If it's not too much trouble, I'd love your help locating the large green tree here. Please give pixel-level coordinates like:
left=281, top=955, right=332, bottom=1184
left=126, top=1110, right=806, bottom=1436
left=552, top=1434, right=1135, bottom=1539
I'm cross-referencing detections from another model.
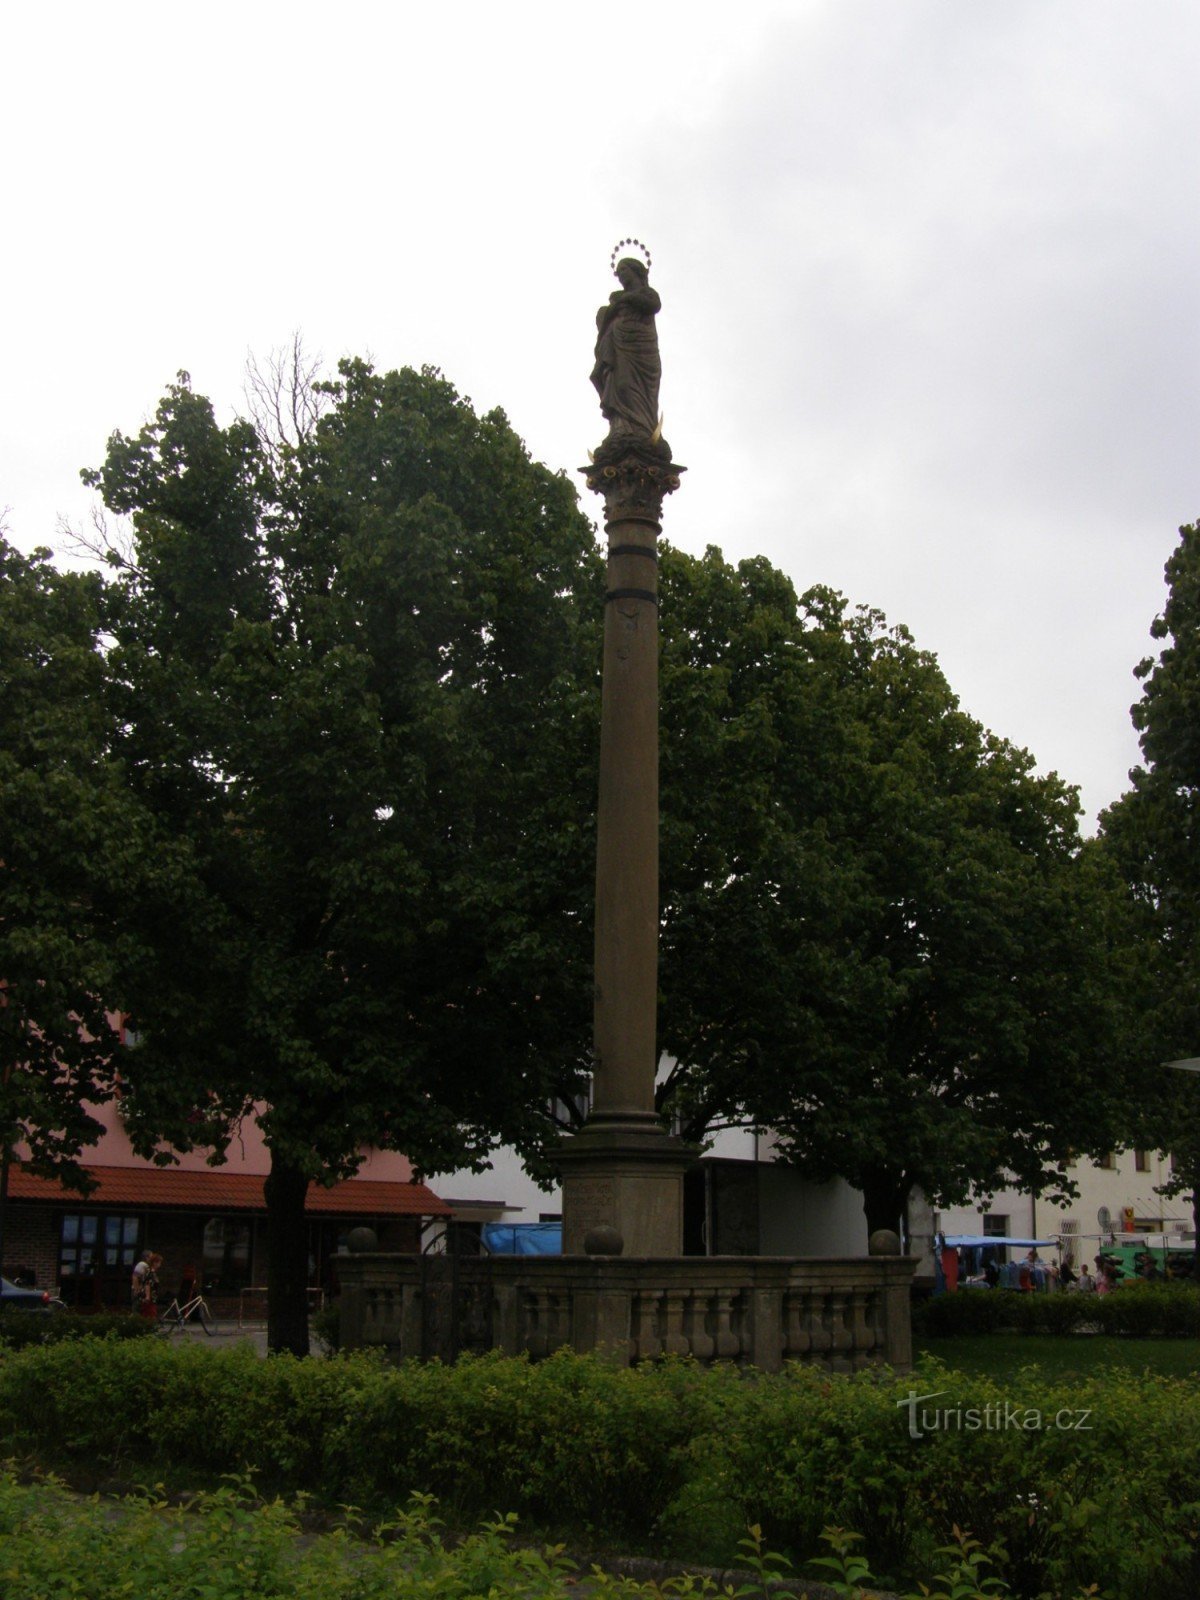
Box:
left=86, top=364, right=601, bottom=1351
left=75, top=359, right=1148, bottom=1320
left=655, top=546, right=1144, bottom=1235
left=0, top=537, right=153, bottom=1261
left=1100, top=520, right=1200, bottom=1255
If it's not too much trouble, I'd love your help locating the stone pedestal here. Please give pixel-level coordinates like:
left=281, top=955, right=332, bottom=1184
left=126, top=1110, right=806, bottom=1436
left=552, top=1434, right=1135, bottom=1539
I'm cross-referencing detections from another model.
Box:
left=559, top=1120, right=692, bottom=1256
left=560, top=450, right=689, bottom=1258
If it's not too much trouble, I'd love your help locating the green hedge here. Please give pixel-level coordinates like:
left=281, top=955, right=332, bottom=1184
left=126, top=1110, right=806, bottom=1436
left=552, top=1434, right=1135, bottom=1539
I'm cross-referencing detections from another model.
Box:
left=0, top=1471, right=1021, bottom=1600
left=2, top=1341, right=1199, bottom=1599
left=915, top=1282, right=1200, bottom=1339
left=0, top=1469, right=655, bottom=1600
left=0, top=1310, right=155, bottom=1350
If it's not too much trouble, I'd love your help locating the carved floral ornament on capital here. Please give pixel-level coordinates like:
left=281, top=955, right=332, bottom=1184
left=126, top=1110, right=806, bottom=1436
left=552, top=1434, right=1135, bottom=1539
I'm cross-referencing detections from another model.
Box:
left=584, top=456, right=684, bottom=522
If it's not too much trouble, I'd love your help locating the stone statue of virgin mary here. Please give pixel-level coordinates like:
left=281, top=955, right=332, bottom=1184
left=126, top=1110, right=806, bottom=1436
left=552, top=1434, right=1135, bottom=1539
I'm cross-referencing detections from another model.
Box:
left=590, top=255, right=671, bottom=465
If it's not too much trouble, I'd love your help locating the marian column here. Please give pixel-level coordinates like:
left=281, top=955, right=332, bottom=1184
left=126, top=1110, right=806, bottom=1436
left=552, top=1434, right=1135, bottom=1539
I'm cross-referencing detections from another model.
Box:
left=559, top=242, right=692, bottom=1257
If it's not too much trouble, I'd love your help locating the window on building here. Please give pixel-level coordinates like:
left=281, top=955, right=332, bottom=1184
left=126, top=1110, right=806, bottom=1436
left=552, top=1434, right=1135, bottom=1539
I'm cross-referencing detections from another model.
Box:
left=982, top=1213, right=1009, bottom=1264
left=59, top=1213, right=140, bottom=1308
left=1098, top=1152, right=1117, bottom=1170
left=202, top=1217, right=252, bottom=1293
left=1135, top=1150, right=1150, bottom=1173
left=549, top=1089, right=590, bottom=1128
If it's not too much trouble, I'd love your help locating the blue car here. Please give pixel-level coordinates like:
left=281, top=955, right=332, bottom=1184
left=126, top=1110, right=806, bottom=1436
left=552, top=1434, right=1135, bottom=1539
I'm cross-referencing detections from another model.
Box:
left=0, top=1276, right=62, bottom=1311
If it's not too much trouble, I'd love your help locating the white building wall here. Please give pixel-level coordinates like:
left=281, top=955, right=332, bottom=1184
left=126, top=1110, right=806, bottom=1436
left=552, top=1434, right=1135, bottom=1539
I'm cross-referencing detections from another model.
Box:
left=426, top=1109, right=762, bottom=1223
left=915, top=1149, right=1189, bottom=1271
left=425, top=1077, right=872, bottom=1254
left=758, top=1170, right=867, bottom=1255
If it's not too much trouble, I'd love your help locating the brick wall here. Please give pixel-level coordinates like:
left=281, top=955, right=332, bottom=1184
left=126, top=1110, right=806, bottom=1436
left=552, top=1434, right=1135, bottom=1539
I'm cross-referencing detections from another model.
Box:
left=2, top=1205, right=60, bottom=1292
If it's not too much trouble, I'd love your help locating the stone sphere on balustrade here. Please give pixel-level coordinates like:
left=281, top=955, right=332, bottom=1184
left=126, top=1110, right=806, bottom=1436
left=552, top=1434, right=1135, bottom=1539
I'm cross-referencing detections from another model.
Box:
left=868, top=1229, right=902, bottom=1256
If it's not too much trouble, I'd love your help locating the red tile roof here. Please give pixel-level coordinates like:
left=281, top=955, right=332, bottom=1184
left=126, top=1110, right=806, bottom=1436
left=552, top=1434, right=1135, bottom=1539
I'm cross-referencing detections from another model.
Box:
left=8, top=1164, right=450, bottom=1217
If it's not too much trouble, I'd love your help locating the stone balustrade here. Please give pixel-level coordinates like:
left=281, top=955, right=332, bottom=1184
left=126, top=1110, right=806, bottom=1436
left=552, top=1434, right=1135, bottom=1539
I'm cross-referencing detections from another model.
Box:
left=337, top=1253, right=914, bottom=1373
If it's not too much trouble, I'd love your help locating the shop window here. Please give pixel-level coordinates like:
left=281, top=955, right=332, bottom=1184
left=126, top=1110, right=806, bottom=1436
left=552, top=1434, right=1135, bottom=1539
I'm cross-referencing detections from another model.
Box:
left=202, top=1217, right=252, bottom=1292
left=59, top=1213, right=140, bottom=1307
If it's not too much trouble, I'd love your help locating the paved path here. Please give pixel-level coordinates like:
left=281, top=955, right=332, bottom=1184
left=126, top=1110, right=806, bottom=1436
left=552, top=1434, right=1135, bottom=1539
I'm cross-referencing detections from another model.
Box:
left=159, top=1321, right=271, bottom=1355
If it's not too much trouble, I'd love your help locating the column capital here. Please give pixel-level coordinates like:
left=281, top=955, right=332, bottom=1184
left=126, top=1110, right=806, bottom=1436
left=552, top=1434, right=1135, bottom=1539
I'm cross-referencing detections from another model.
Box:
left=580, top=450, right=686, bottom=527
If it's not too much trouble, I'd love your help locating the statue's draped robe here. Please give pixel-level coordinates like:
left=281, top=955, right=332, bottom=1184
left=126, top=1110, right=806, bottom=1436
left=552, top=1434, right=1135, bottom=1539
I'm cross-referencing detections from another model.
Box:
left=591, top=285, right=662, bottom=445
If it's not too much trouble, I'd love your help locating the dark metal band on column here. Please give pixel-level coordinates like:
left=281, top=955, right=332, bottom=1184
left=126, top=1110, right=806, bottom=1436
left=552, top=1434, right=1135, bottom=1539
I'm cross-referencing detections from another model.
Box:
left=605, top=588, right=659, bottom=607
left=608, top=544, right=658, bottom=561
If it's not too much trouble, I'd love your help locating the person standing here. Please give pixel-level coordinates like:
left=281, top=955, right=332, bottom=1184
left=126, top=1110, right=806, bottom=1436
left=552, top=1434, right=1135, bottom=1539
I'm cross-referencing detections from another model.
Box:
left=131, top=1251, right=162, bottom=1319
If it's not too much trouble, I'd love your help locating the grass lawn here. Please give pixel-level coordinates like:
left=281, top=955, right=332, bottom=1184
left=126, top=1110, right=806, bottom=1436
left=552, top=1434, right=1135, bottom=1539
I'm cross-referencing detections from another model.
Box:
left=915, top=1331, right=1200, bottom=1380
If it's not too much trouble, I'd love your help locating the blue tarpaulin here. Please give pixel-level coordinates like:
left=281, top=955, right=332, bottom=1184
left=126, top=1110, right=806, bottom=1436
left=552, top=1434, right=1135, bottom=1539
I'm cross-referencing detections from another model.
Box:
left=942, top=1236, right=1058, bottom=1249
left=481, top=1222, right=563, bottom=1256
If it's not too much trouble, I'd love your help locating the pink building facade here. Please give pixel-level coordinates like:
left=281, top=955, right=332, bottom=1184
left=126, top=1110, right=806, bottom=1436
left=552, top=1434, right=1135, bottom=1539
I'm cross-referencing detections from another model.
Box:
left=5, top=1094, right=448, bottom=1312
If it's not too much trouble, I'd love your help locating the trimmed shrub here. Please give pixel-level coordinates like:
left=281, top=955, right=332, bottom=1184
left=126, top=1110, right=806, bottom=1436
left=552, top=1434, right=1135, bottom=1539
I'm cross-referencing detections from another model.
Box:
left=916, top=1281, right=1200, bottom=1339
left=1094, top=1282, right=1200, bottom=1338
left=2, top=1341, right=1200, bottom=1598
left=0, top=1310, right=155, bottom=1350
left=0, top=1469, right=637, bottom=1600
left=915, top=1289, right=1030, bottom=1336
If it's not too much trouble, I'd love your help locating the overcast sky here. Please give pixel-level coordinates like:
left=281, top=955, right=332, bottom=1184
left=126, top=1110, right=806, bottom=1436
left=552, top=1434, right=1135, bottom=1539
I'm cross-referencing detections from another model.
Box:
left=4, top=2, right=1197, bottom=830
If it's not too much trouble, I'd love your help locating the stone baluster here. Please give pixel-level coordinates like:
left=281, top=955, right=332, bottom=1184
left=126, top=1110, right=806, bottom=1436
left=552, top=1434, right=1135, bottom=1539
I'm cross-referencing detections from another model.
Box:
left=712, top=1289, right=741, bottom=1361
left=844, top=1287, right=863, bottom=1369
left=869, top=1287, right=887, bottom=1356
left=634, top=1289, right=664, bottom=1359
left=523, top=1289, right=549, bottom=1359
left=662, top=1288, right=691, bottom=1357
left=828, top=1291, right=854, bottom=1373
left=783, top=1289, right=812, bottom=1360
left=397, top=1282, right=423, bottom=1359
left=849, top=1288, right=875, bottom=1371
left=546, top=1291, right=571, bottom=1353
left=809, top=1297, right=828, bottom=1366
left=689, top=1289, right=716, bottom=1361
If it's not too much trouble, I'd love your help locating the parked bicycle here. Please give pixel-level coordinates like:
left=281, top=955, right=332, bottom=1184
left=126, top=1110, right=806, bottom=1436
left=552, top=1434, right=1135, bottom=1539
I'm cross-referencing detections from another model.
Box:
left=158, top=1288, right=215, bottom=1335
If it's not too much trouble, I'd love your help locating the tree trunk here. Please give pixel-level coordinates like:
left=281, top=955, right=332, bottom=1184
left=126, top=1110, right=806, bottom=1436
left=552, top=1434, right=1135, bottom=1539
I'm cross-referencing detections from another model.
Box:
left=264, top=1157, right=311, bottom=1356
left=860, top=1171, right=909, bottom=1240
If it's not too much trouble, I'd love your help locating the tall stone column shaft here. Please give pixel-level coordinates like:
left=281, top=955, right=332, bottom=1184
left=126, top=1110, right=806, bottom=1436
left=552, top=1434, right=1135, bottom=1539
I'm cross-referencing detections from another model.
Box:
left=559, top=456, right=690, bottom=1257
left=592, top=494, right=661, bottom=1123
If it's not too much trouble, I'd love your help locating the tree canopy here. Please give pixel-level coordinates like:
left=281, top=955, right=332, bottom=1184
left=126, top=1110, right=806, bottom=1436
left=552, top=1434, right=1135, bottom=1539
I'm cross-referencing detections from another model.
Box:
left=16, top=358, right=1155, bottom=1334
left=0, top=537, right=149, bottom=1215
left=1100, top=520, right=1200, bottom=1245
left=655, top=545, right=1145, bottom=1233
left=84, top=363, right=602, bottom=1350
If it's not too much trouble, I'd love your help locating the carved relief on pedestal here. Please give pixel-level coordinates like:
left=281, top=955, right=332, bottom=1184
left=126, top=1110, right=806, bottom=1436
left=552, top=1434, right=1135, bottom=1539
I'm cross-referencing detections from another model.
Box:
left=567, top=1176, right=616, bottom=1237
